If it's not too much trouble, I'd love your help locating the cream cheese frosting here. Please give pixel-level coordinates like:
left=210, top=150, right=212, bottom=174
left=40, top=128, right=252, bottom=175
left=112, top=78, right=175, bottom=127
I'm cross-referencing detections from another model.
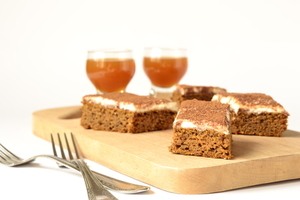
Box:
left=212, top=93, right=286, bottom=114
left=84, top=93, right=179, bottom=112
left=173, top=99, right=231, bottom=135
left=174, top=118, right=230, bottom=135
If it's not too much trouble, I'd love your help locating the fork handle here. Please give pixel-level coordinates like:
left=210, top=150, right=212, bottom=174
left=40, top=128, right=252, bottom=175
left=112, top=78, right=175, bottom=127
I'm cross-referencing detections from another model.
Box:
left=27, top=155, right=150, bottom=193
left=74, top=160, right=118, bottom=200
left=91, top=170, right=149, bottom=193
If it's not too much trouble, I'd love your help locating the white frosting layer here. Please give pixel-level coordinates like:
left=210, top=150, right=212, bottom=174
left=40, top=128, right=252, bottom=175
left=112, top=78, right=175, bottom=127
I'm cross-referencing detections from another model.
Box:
left=212, top=96, right=240, bottom=113
left=212, top=95, right=285, bottom=114
left=174, top=105, right=231, bottom=135
left=85, top=96, right=178, bottom=112
left=174, top=119, right=230, bottom=135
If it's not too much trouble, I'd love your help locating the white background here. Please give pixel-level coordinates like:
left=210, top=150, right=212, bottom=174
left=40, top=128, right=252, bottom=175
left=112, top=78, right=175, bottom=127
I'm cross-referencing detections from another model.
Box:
left=0, top=0, right=299, bottom=200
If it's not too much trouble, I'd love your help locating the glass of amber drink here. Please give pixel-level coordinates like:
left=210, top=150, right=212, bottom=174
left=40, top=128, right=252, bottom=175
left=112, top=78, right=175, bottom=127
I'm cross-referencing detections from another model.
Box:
left=143, top=47, right=188, bottom=98
left=86, top=49, right=136, bottom=93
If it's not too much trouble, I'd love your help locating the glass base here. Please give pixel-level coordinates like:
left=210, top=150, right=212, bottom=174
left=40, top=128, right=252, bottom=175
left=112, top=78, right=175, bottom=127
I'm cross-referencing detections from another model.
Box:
left=149, top=85, right=177, bottom=100
left=96, top=89, right=125, bottom=94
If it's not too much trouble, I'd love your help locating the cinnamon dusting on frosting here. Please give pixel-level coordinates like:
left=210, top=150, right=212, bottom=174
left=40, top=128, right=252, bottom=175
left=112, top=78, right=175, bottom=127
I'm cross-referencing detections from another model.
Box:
left=212, top=92, right=288, bottom=114
left=83, top=92, right=178, bottom=112
left=174, top=99, right=230, bottom=134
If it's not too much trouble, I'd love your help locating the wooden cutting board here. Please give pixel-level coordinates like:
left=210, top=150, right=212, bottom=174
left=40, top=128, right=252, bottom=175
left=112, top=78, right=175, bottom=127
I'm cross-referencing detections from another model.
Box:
left=32, top=106, right=300, bottom=194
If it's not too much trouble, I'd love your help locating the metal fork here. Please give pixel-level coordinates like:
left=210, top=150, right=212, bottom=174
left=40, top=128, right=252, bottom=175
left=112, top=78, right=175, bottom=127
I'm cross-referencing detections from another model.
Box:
left=0, top=143, right=150, bottom=193
left=51, top=133, right=118, bottom=200
left=50, top=133, right=79, bottom=168
left=0, top=143, right=73, bottom=167
left=75, top=159, right=118, bottom=200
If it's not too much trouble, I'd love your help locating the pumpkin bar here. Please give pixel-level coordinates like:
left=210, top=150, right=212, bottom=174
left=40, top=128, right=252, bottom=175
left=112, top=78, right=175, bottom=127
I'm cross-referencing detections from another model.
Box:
left=81, top=93, right=178, bottom=133
left=212, top=92, right=289, bottom=137
left=169, top=99, right=232, bottom=159
left=171, top=84, right=227, bottom=104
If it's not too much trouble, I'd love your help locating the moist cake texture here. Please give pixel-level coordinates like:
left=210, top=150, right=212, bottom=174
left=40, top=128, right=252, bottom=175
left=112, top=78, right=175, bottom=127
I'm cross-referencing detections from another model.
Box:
left=169, top=99, right=232, bottom=159
left=212, top=93, right=289, bottom=137
left=172, top=84, right=227, bottom=104
left=81, top=93, right=178, bottom=133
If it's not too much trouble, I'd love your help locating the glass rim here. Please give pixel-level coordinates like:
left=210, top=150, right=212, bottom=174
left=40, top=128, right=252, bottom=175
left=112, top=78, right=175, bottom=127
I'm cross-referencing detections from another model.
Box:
left=87, top=48, right=133, bottom=59
left=144, top=47, right=188, bottom=57
left=144, top=47, right=187, bottom=51
left=88, top=48, right=133, bottom=54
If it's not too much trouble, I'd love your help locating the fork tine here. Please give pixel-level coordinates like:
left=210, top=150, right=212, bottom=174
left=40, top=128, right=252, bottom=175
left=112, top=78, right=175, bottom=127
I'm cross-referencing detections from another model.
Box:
left=0, top=152, right=8, bottom=164
left=0, top=144, right=23, bottom=166
left=52, top=133, right=80, bottom=167
left=70, top=133, right=80, bottom=159
left=0, top=144, right=21, bottom=166
left=50, top=134, right=58, bottom=157
left=57, top=133, right=66, bottom=160
left=64, top=133, right=73, bottom=160
left=51, top=133, right=67, bottom=168
left=0, top=143, right=21, bottom=160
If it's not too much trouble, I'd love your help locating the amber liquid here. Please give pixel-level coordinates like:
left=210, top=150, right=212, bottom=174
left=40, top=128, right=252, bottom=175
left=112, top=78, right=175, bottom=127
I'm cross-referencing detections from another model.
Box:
left=143, top=57, right=188, bottom=88
left=86, top=58, right=135, bottom=93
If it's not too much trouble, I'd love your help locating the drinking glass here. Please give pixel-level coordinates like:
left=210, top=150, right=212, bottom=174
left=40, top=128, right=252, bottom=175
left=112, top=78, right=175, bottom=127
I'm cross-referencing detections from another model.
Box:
left=86, top=49, right=136, bottom=94
left=143, top=47, right=188, bottom=98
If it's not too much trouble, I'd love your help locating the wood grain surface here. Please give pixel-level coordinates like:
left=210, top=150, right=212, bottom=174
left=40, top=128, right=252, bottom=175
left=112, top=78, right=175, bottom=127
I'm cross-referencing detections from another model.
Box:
left=32, top=106, right=300, bottom=194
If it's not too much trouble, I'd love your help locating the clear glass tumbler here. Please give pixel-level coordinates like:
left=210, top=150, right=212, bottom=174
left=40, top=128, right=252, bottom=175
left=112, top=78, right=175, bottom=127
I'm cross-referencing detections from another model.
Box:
left=143, top=47, right=188, bottom=98
left=86, top=49, right=136, bottom=94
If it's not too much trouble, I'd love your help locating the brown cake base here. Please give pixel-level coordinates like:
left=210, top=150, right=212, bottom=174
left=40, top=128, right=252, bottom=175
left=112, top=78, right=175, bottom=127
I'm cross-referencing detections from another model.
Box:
left=230, top=110, right=289, bottom=137
left=81, top=101, right=176, bottom=133
left=169, top=128, right=232, bottom=159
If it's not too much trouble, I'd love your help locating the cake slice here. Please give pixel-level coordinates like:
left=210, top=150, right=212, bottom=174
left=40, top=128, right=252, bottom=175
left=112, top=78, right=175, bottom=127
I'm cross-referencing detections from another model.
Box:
left=212, top=92, right=289, bottom=137
left=171, top=84, right=227, bottom=104
left=169, top=99, right=232, bottom=159
left=81, top=93, right=178, bottom=133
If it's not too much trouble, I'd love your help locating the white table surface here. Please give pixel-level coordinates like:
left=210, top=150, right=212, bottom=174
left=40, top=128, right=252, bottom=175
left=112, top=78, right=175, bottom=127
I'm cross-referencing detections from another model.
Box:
left=1, top=0, right=300, bottom=199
